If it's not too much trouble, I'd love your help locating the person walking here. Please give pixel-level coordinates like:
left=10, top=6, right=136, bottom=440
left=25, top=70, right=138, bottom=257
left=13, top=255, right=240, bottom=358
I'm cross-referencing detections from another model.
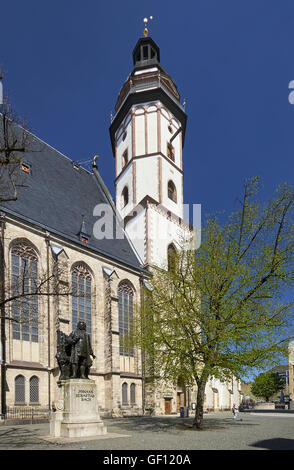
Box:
left=232, top=403, right=238, bottom=420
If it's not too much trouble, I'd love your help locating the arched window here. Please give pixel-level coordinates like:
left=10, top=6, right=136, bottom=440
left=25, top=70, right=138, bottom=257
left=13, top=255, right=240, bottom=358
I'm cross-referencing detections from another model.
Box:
left=167, top=181, right=177, bottom=203
left=29, top=376, right=39, bottom=404
left=167, top=244, right=177, bottom=272
left=15, top=375, right=25, bottom=404
left=167, top=142, right=175, bottom=161
left=118, top=282, right=134, bottom=357
left=122, top=149, right=128, bottom=168
left=122, top=186, right=129, bottom=208
left=122, top=382, right=128, bottom=405
left=11, top=242, right=39, bottom=342
left=72, top=264, right=92, bottom=336
left=130, top=383, right=136, bottom=405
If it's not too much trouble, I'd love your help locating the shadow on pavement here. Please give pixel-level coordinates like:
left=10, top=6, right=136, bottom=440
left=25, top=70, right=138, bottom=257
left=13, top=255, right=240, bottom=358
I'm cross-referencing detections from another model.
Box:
left=250, top=438, right=294, bottom=450
left=0, top=426, right=62, bottom=450
left=243, top=409, right=294, bottom=414
left=107, top=415, right=257, bottom=433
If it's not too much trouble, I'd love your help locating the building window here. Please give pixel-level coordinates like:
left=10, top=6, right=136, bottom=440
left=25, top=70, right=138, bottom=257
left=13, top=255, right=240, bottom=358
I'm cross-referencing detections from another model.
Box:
left=168, top=180, right=177, bottom=203
left=130, top=383, right=136, bottom=405
left=29, top=376, right=39, bottom=404
left=167, top=244, right=177, bottom=272
left=118, top=282, right=134, bottom=357
left=11, top=243, right=39, bottom=342
left=143, top=45, right=149, bottom=60
left=122, top=382, right=128, bottom=405
left=167, top=142, right=175, bottom=161
left=15, top=375, right=25, bottom=404
left=122, top=149, right=128, bottom=168
left=21, top=162, right=31, bottom=174
left=122, top=186, right=129, bottom=208
left=72, top=264, right=92, bottom=336
left=122, top=131, right=127, bottom=141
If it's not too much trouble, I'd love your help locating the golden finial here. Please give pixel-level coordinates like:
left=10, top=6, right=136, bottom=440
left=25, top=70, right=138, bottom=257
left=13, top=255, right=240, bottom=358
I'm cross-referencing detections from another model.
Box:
left=143, top=16, right=153, bottom=37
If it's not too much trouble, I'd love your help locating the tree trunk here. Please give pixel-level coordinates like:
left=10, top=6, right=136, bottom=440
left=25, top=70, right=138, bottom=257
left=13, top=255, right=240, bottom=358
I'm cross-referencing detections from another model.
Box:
left=193, top=378, right=207, bottom=429
left=0, top=225, right=6, bottom=418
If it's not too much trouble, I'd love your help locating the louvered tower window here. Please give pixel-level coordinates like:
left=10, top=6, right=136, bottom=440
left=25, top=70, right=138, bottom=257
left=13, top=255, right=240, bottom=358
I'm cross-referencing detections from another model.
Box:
left=167, top=180, right=177, bottom=203
left=167, top=244, right=177, bottom=272
left=122, top=186, right=129, bottom=208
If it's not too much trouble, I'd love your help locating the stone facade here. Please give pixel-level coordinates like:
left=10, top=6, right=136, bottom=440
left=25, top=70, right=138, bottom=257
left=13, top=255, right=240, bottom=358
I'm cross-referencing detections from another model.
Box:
left=0, top=213, right=144, bottom=418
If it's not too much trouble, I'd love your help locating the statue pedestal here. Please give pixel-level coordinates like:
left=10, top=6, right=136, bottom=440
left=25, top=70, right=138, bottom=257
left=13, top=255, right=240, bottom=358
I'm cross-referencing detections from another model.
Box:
left=50, top=379, right=107, bottom=438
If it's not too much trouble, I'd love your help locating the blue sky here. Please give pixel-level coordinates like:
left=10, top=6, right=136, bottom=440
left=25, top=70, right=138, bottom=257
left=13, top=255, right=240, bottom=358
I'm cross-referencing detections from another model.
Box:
left=1, top=0, right=294, bottom=380
left=2, top=0, right=294, bottom=219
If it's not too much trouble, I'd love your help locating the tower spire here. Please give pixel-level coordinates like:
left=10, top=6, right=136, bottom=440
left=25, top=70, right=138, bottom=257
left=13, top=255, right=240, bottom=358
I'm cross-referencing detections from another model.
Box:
left=143, top=16, right=153, bottom=37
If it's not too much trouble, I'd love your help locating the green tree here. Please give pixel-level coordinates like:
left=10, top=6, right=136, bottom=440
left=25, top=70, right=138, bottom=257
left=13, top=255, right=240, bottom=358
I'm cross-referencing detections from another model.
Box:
left=133, top=178, right=294, bottom=429
left=251, top=372, right=285, bottom=402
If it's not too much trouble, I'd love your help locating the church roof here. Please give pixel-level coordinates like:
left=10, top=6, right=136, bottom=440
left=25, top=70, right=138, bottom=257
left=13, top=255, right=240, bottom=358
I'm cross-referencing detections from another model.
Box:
left=0, top=126, right=146, bottom=273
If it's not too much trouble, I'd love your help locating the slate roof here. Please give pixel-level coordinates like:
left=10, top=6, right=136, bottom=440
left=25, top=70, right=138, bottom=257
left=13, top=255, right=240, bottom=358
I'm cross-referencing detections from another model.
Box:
left=0, top=127, right=146, bottom=273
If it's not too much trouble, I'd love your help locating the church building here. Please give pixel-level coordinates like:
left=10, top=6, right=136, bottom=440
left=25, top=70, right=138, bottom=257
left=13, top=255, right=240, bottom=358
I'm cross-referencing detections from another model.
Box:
left=0, top=31, right=242, bottom=419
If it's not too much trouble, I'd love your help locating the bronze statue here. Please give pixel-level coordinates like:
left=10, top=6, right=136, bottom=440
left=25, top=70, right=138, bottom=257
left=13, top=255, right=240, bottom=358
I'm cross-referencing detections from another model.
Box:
left=56, top=321, right=96, bottom=380
left=56, top=330, right=72, bottom=380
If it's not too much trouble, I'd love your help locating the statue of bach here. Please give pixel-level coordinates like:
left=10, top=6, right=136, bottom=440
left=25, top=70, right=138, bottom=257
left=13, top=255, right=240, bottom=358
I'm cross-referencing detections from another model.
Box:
left=56, top=321, right=96, bottom=380
left=68, top=321, right=96, bottom=379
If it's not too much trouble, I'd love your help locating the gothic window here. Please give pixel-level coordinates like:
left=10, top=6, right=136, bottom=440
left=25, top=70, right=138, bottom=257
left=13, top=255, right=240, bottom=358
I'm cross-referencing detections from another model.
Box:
left=122, top=186, right=129, bottom=208
left=15, top=375, right=25, bottom=404
left=11, top=242, right=39, bottom=342
left=167, top=244, right=177, bottom=272
left=29, top=376, right=39, bottom=404
left=118, top=282, right=134, bottom=357
left=167, top=142, right=175, bottom=161
left=72, top=264, right=92, bottom=336
left=130, top=383, right=136, bottom=404
left=122, top=149, right=128, bottom=168
left=122, top=382, right=128, bottom=405
left=168, top=180, right=177, bottom=203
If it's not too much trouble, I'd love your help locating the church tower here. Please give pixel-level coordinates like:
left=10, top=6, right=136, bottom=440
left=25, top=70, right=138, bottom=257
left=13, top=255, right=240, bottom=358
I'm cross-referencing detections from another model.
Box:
left=110, top=32, right=191, bottom=269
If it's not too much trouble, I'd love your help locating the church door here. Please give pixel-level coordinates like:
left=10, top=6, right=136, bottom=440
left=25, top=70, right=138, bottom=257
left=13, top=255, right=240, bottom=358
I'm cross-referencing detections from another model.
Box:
left=165, top=398, right=172, bottom=414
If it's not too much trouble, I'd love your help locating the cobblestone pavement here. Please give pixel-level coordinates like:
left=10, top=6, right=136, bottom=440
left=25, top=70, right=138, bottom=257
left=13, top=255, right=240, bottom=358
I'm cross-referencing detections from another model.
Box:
left=1, top=411, right=294, bottom=451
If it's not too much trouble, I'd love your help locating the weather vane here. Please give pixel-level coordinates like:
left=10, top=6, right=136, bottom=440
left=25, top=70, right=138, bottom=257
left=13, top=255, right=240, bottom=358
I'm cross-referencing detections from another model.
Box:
left=143, top=16, right=153, bottom=37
